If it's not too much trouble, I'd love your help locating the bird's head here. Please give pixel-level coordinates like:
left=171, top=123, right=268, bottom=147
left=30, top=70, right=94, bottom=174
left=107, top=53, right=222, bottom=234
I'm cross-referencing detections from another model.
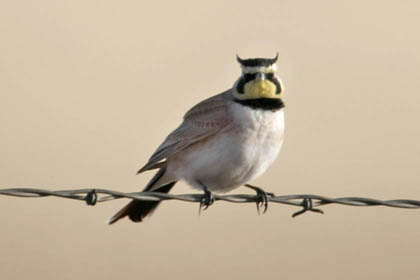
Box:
left=233, top=54, right=283, bottom=101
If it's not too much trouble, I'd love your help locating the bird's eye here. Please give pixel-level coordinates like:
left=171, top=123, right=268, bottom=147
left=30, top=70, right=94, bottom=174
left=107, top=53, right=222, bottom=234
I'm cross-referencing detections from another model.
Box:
left=266, top=73, right=274, bottom=80
left=244, top=73, right=257, bottom=81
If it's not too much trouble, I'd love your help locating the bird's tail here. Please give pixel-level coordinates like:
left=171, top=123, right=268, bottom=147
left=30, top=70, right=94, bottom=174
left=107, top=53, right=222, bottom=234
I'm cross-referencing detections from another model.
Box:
left=107, top=168, right=177, bottom=225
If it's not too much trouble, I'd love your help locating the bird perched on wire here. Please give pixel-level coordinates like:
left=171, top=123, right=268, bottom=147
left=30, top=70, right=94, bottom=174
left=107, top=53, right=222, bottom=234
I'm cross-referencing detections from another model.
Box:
left=108, top=54, right=285, bottom=224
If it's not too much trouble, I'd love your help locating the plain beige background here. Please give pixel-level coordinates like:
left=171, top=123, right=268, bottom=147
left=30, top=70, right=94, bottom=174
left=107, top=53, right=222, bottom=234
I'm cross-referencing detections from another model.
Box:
left=1, top=1, right=420, bottom=279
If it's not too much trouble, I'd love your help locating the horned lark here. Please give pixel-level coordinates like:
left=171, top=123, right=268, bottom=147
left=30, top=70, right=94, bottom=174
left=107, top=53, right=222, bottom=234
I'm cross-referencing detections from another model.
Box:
left=108, top=54, right=284, bottom=224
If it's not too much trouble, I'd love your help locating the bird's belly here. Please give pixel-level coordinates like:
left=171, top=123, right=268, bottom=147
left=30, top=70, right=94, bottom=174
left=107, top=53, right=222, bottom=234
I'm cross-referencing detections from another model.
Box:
left=172, top=108, right=284, bottom=192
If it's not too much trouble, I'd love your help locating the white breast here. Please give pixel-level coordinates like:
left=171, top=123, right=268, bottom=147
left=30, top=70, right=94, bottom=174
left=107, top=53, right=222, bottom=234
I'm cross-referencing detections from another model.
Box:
left=173, top=103, right=285, bottom=193
left=229, top=103, right=285, bottom=182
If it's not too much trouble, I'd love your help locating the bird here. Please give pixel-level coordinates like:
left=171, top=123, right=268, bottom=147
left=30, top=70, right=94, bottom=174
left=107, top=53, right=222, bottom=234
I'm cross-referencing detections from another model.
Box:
left=107, top=54, right=285, bottom=224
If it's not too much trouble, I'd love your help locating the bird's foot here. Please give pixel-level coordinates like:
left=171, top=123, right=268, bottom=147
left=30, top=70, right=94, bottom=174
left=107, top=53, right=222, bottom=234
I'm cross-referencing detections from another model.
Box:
left=292, top=198, right=324, bottom=218
left=245, top=184, right=274, bottom=215
left=199, top=188, right=215, bottom=215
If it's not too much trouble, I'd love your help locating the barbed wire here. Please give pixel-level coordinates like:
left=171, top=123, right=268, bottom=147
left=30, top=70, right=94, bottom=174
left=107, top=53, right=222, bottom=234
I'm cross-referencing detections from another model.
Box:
left=1, top=187, right=420, bottom=217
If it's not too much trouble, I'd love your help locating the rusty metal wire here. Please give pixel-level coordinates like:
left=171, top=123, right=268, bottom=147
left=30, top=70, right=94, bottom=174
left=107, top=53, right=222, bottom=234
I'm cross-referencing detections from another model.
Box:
left=1, top=187, right=420, bottom=217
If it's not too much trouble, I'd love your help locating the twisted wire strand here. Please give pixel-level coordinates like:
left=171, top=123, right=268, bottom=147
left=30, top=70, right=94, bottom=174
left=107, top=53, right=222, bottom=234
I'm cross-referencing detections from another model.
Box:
left=1, top=188, right=420, bottom=217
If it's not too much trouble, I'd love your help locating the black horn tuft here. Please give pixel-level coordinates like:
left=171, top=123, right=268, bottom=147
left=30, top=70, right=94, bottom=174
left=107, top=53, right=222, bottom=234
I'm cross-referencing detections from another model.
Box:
left=236, top=54, right=245, bottom=65
left=268, top=53, right=279, bottom=64
left=235, top=53, right=279, bottom=67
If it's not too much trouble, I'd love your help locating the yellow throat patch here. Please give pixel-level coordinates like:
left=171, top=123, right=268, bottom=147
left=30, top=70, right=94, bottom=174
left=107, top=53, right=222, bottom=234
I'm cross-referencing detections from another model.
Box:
left=237, top=80, right=280, bottom=100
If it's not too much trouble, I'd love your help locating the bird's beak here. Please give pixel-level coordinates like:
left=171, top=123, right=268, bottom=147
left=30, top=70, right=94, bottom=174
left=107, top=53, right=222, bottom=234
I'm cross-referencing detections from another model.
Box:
left=256, top=72, right=266, bottom=81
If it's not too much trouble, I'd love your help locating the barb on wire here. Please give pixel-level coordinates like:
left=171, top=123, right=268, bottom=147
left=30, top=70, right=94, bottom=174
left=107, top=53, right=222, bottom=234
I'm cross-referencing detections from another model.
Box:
left=1, top=187, right=420, bottom=217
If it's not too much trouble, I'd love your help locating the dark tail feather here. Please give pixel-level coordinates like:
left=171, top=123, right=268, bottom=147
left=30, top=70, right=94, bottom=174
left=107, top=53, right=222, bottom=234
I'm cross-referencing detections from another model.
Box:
left=107, top=168, right=176, bottom=225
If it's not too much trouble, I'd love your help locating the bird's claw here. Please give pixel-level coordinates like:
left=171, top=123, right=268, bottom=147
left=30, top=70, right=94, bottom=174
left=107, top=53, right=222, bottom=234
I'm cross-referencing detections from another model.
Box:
left=199, top=188, right=215, bottom=214
left=245, top=184, right=274, bottom=215
left=292, top=198, right=324, bottom=218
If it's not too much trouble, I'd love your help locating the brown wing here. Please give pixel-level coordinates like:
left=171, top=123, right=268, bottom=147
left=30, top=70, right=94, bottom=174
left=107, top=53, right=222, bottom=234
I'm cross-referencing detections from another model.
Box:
left=137, top=91, right=234, bottom=174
